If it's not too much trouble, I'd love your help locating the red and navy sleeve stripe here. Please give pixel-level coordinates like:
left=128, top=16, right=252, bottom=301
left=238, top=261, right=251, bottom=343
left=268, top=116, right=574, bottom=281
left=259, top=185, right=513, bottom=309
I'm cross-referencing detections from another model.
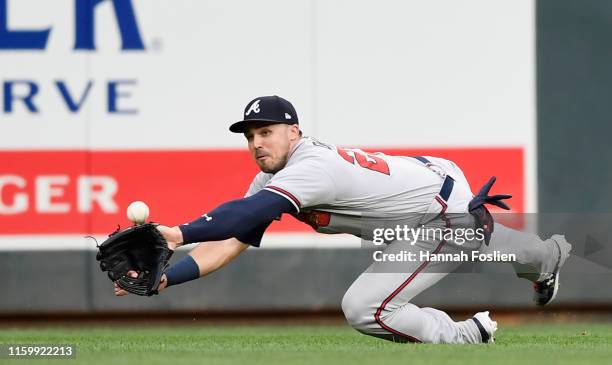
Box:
left=264, top=185, right=301, bottom=212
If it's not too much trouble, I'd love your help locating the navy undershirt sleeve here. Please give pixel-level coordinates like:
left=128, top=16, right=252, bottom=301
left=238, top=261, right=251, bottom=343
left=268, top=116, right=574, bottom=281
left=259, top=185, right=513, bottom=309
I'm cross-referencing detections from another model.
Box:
left=165, top=255, right=200, bottom=287
left=178, top=189, right=296, bottom=247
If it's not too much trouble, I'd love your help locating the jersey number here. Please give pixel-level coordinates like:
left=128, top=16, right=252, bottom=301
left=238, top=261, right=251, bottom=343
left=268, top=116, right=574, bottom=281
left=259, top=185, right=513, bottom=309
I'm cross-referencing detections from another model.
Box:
left=337, top=147, right=390, bottom=175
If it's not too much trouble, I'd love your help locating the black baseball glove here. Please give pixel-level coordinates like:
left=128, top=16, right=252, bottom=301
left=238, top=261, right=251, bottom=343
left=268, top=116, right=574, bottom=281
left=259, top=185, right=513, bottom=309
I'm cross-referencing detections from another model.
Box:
left=96, top=223, right=173, bottom=296
left=468, top=176, right=512, bottom=246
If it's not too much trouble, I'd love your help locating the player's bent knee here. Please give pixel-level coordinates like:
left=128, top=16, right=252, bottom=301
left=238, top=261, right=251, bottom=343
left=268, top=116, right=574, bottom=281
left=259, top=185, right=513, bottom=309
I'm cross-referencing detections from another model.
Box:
left=341, top=290, right=373, bottom=330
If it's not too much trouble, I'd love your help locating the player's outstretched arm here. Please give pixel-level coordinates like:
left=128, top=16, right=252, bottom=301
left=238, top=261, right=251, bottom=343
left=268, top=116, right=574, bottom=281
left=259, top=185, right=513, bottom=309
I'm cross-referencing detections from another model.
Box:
left=114, top=237, right=248, bottom=296
left=114, top=190, right=295, bottom=297
left=184, top=237, right=249, bottom=276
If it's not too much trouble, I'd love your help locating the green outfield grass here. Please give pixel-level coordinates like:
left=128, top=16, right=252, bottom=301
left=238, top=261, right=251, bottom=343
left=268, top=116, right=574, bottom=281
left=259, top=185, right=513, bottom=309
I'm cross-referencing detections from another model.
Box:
left=0, top=323, right=610, bottom=365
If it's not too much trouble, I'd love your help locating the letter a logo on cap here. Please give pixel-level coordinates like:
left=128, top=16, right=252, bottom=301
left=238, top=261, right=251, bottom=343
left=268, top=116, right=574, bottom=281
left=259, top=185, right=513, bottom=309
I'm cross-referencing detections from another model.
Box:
left=245, top=100, right=261, bottom=116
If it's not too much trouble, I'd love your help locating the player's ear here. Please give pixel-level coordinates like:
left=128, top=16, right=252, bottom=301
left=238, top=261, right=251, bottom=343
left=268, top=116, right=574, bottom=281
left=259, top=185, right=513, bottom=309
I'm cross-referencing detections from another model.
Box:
left=288, top=124, right=300, bottom=140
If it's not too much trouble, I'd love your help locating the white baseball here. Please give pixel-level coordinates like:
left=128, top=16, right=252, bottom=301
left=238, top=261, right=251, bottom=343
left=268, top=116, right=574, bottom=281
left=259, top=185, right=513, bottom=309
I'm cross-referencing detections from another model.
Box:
left=126, top=201, right=149, bottom=224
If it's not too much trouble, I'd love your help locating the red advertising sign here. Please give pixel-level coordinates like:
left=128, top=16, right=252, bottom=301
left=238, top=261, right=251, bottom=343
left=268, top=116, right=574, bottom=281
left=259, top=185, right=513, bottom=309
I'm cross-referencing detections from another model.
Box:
left=0, top=148, right=523, bottom=234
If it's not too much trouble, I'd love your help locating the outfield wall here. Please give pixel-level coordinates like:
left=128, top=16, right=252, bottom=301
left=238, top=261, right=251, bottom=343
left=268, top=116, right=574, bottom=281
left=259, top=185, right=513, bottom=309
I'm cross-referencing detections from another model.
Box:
left=2, top=249, right=608, bottom=314
left=0, top=0, right=534, bottom=239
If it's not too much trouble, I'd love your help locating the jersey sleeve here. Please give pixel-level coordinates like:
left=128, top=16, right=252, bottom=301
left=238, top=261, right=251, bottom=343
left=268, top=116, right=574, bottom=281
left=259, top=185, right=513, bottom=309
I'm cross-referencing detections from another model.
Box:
left=263, top=160, right=336, bottom=212
left=244, top=172, right=273, bottom=197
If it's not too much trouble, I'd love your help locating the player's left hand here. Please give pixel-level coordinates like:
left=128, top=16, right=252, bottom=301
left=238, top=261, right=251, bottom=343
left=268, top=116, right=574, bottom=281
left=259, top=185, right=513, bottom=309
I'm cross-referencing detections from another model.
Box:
left=114, top=271, right=169, bottom=296
left=156, top=225, right=183, bottom=250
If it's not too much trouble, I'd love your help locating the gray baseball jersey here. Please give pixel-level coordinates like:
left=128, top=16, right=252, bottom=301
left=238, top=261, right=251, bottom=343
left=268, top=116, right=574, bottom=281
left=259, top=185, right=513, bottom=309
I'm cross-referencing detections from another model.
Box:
left=245, top=136, right=461, bottom=236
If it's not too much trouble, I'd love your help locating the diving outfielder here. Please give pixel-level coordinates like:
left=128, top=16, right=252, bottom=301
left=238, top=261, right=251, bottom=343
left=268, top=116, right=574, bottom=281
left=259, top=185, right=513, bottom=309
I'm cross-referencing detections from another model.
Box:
left=115, top=96, right=572, bottom=344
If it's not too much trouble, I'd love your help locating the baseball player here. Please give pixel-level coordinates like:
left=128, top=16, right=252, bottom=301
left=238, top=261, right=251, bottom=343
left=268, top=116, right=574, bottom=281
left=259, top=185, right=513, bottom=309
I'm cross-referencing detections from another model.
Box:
left=114, top=96, right=572, bottom=344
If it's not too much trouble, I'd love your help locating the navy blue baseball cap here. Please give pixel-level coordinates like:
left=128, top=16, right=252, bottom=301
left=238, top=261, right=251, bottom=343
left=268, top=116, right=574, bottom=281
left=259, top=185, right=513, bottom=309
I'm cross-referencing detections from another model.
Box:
left=229, top=95, right=299, bottom=133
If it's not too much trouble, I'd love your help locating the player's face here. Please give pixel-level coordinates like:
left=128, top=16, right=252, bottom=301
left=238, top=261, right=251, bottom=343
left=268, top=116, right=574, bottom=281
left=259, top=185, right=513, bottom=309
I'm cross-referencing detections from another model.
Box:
left=245, top=123, right=299, bottom=173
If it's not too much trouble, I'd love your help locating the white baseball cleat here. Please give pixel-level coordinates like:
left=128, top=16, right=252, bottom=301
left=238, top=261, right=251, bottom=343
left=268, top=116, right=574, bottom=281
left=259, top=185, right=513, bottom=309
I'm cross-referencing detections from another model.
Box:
left=533, top=235, right=572, bottom=306
left=472, top=311, right=498, bottom=344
